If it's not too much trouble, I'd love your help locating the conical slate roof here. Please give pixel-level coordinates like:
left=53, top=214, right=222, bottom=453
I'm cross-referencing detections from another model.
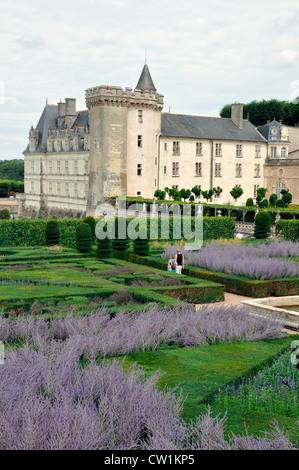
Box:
left=136, top=64, right=156, bottom=91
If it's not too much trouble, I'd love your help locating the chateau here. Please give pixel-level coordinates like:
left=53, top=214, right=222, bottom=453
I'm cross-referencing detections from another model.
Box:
left=22, top=64, right=299, bottom=217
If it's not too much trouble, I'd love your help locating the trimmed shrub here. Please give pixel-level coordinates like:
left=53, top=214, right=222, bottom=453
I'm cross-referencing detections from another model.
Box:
left=45, top=220, right=60, bottom=246
left=96, top=237, right=112, bottom=258
left=276, top=219, right=299, bottom=241
left=112, top=218, right=130, bottom=252
left=133, top=238, right=149, bottom=256
left=83, top=216, right=96, bottom=239
left=269, top=194, right=277, bottom=207
left=254, top=211, right=271, bottom=239
left=276, top=199, right=285, bottom=208
left=246, top=198, right=254, bottom=207
left=0, top=209, right=10, bottom=219
left=76, top=223, right=92, bottom=252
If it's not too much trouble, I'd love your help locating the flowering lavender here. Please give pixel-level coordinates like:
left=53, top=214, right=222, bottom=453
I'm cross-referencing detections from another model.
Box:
left=0, top=345, right=296, bottom=450
left=216, top=350, right=299, bottom=417
left=162, top=242, right=299, bottom=280
left=0, top=304, right=284, bottom=357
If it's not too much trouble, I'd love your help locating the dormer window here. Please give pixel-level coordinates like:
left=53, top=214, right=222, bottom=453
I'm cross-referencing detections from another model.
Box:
left=270, top=128, right=279, bottom=140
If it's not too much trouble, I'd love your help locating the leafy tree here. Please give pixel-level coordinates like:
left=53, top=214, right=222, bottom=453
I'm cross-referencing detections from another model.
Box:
left=191, top=186, right=201, bottom=199
left=154, top=189, right=166, bottom=200
left=230, top=187, right=243, bottom=201
left=246, top=198, right=254, bottom=207
left=201, top=189, right=214, bottom=202
left=180, top=188, right=191, bottom=201
left=213, top=186, right=223, bottom=198
left=0, top=159, right=24, bottom=181
left=219, top=99, right=299, bottom=126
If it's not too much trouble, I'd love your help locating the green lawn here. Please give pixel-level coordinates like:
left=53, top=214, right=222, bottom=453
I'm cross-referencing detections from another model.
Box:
left=110, top=336, right=299, bottom=443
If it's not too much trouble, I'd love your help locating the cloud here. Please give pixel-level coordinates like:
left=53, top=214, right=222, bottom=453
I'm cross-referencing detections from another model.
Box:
left=280, top=49, right=298, bottom=64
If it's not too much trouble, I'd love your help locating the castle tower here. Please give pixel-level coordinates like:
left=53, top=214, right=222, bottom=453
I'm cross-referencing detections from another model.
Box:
left=85, top=64, right=163, bottom=213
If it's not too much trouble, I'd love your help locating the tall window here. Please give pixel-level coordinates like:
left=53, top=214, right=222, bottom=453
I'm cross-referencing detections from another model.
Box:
left=172, top=162, right=179, bottom=176
left=57, top=182, right=61, bottom=195
left=65, top=161, right=69, bottom=174
left=215, top=163, right=221, bottom=177
left=254, top=164, right=260, bottom=177
left=137, top=164, right=142, bottom=176
left=276, top=182, right=286, bottom=199
left=236, top=163, right=242, bottom=177
left=49, top=161, right=52, bottom=173
left=163, top=166, right=167, bottom=174
left=236, top=144, right=242, bottom=157
left=85, top=161, right=88, bottom=174
left=57, top=161, right=60, bottom=174
left=255, top=145, right=261, bottom=158
left=31, top=161, right=34, bottom=173
left=254, top=184, right=259, bottom=198
left=65, top=183, right=69, bottom=196
left=281, top=147, right=287, bottom=159
left=74, top=161, right=78, bottom=174
left=195, top=162, right=202, bottom=176
left=74, top=183, right=78, bottom=198
left=138, top=110, right=143, bottom=123
left=270, top=147, right=277, bottom=159
left=164, top=143, right=167, bottom=151
left=173, top=141, right=180, bottom=156
left=31, top=181, right=34, bottom=193
left=49, top=182, right=52, bottom=194
left=215, top=143, right=222, bottom=156
left=137, top=135, right=142, bottom=148
left=196, top=142, right=203, bottom=156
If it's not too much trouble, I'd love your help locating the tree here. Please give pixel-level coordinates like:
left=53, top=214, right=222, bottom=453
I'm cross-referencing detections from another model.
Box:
left=154, top=189, right=166, bottom=200
left=191, top=186, right=201, bottom=199
left=230, top=187, right=243, bottom=201
left=201, top=189, right=214, bottom=202
left=0, top=209, right=10, bottom=219
left=246, top=198, right=254, bottom=207
left=213, top=186, right=223, bottom=198
left=180, top=188, right=191, bottom=201
left=219, top=99, right=299, bottom=126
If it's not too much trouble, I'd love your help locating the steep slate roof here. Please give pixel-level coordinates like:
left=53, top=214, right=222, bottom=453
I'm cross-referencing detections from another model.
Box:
left=23, top=106, right=89, bottom=153
left=257, top=119, right=283, bottom=141
left=161, top=113, right=267, bottom=142
left=135, top=64, right=157, bottom=91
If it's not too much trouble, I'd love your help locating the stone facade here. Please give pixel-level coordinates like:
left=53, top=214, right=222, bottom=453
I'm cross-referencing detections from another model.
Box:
left=22, top=65, right=299, bottom=217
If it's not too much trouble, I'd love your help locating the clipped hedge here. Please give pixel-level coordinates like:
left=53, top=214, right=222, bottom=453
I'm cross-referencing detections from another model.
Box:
left=76, top=223, right=92, bottom=252
left=276, top=219, right=299, bottom=241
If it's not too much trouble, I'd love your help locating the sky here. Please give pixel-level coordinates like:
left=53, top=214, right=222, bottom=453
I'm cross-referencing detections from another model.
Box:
left=0, top=0, right=298, bottom=159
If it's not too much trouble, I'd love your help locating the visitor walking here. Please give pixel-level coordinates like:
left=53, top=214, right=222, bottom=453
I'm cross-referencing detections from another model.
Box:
left=175, top=249, right=184, bottom=274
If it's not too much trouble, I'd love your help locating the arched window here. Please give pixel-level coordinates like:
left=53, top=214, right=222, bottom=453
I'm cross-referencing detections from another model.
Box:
left=281, top=147, right=287, bottom=159
left=276, top=181, right=286, bottom=199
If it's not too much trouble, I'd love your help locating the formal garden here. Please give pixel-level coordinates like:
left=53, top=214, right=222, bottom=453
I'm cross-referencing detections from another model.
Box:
left=0, top=214, right=298, bottom=450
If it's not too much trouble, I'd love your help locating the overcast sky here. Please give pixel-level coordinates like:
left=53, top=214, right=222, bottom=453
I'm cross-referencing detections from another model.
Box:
left=0, top=0, right=298, bottom=159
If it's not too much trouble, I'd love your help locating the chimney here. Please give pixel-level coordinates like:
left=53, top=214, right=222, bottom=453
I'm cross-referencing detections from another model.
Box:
left=231, top=102, right=244, bottom=129
left=57, top=101, right=66, bottom=127
left=65, top=98, right=76, bottom=128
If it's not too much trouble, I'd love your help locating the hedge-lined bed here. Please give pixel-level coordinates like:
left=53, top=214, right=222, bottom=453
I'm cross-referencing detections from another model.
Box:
left=116, top=252, right=299, bottom=298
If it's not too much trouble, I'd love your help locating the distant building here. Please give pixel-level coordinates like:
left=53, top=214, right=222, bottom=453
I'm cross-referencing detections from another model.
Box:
left=22, top=64, right=299, bottom=217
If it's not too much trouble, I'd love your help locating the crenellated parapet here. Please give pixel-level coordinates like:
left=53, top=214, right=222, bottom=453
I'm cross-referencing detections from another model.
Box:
left=85, top=85, right=164, bottom=111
